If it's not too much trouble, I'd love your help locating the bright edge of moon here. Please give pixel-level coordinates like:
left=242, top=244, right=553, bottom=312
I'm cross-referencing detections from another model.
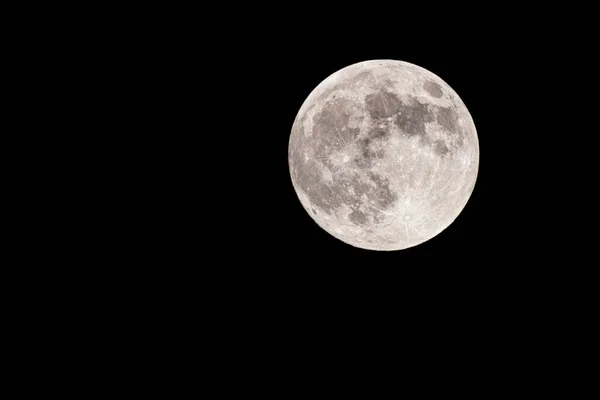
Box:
left=288, top=59, right=479, bottom=251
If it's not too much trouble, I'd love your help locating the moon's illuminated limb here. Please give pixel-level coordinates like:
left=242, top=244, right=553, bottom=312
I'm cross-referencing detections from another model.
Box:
left=288, top=60, right=479, bottom=251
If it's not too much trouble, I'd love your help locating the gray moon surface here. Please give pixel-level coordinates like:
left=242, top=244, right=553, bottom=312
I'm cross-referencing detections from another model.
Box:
left=288, top=60, right=479, bottom=251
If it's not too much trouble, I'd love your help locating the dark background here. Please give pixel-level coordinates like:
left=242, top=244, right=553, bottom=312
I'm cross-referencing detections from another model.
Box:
left=131, top=9, right=595, bottom=368
left=195, top=16, right=548, bottom=269
left=10, top=5, right=594, bottom=383
left=0, top=6, right=595, bottom=391
left=120, top=6, right=593, bottom=301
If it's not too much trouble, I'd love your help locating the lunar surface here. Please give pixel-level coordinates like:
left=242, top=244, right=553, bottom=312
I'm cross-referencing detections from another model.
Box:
left=288, top=59, right=479, bottom=251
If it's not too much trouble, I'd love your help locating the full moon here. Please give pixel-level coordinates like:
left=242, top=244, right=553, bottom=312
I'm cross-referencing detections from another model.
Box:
left=288, top=60, right=479, bottom=251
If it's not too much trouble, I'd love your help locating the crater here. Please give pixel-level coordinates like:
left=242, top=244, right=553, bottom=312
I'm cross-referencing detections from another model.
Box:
left=424, top=81, right=443, bottom=98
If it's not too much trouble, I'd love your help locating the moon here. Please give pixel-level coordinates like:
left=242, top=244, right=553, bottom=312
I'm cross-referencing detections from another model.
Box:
left=288, top=59, right=479, bottom=251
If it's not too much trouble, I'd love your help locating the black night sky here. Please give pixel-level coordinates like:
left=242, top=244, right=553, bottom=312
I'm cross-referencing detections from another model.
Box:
left=74, top=5, right=594, bottom=376
left=143, top=6, right=590, bottom=298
